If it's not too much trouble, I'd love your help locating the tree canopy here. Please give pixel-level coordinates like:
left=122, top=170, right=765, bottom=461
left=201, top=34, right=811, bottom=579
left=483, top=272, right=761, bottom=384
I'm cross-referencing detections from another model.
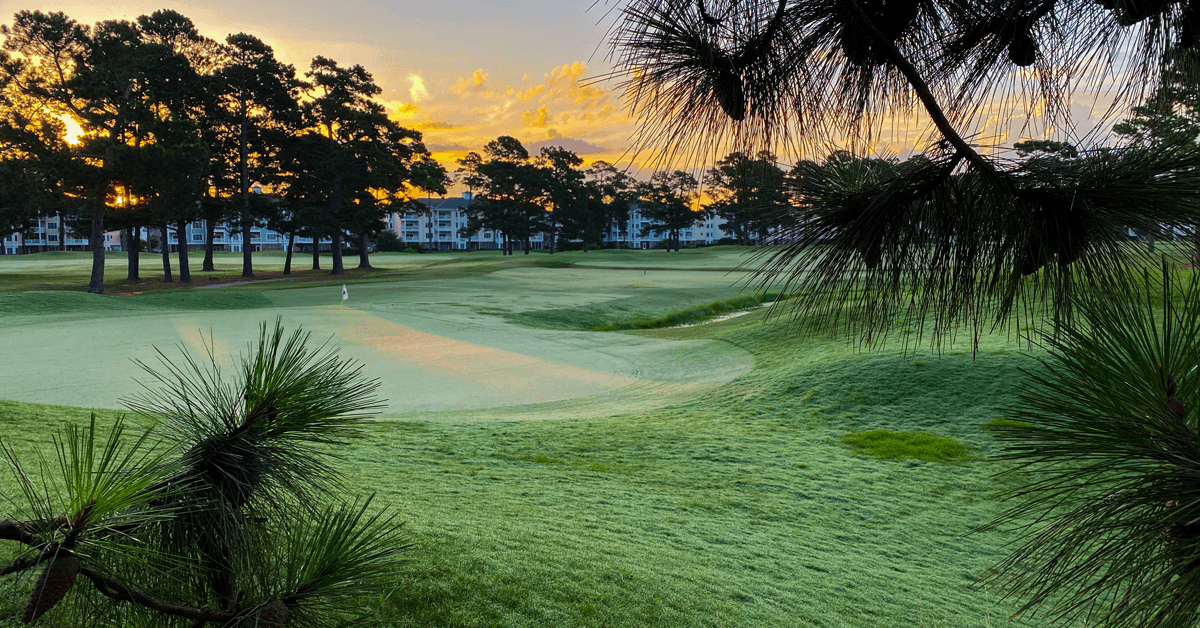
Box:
left=0, top=9, right=443, bottom=285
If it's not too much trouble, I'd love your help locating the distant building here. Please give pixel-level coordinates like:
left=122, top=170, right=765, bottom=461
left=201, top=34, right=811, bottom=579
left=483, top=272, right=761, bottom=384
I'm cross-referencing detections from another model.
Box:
left=385, top=192, right=730, bottom=251
left=2, top=191, right=734, bottom=256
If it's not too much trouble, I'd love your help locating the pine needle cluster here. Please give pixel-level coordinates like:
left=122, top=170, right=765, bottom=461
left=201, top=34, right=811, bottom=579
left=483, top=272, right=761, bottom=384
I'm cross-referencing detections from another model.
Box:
left=0, top=319, right=405, bottom=627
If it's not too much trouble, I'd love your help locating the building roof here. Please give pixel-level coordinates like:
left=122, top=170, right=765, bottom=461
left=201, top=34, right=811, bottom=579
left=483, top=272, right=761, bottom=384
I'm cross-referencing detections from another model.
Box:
left=410, top=197, right=472, bottom=212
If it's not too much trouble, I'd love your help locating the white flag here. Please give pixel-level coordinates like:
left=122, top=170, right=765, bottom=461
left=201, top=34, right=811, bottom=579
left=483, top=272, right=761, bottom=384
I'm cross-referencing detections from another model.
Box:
left=341, top=284, right=348, bottom=301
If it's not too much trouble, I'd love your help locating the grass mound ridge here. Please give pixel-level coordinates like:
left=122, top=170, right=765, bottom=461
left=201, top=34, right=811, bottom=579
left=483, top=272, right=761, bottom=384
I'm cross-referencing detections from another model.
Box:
left=591, top=293, right=786, bottom=331
left=841, top=428, right=975, bottom=464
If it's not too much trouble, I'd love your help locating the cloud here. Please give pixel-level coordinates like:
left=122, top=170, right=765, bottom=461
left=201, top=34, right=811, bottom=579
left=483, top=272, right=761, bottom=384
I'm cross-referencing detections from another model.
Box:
left=378, top=100, right=419, bottom=120
left=522, top=106, right=551, bottom=127
left=450, top=69, right=489, bottom=96
left=527, top=135, right=610, bottom=155
left=426, top=142, right=471, bottom=152
left=409, top=75, right=429, bottom=102
left=414, top=121, right=463, bottom=130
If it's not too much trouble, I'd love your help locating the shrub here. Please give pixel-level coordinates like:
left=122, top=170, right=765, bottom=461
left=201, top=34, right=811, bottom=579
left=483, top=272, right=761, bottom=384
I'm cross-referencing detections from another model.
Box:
left=376, top=231, right=405, bottom=252
left=0, top=320, right=406, bottom=626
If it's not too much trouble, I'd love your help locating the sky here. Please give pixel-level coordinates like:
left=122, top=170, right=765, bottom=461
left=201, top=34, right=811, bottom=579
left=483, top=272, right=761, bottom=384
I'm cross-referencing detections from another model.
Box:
left=0, top=1, right=1129, bottom=184
left=0, top=0, right=642, bottom=176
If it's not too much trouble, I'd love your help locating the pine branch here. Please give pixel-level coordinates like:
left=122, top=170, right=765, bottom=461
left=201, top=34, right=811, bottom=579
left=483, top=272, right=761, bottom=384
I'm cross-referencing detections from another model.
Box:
left=0, top=554, right=44, bottom=576
left=80, top=567, right=238, bottom=624
left=840, top=0, right=994, bottom=176
left=0, top=517, right=64, bottom=547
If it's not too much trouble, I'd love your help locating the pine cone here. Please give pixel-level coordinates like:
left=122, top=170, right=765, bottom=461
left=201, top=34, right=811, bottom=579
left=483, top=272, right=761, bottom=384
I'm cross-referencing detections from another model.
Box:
left=1165, top=374, right=1186, bottom=420
left=1168, top=396, right=1187, bottom=421
left=254, top=599, right=289, bottom=628
left=20, top=552, right=79, bottom=624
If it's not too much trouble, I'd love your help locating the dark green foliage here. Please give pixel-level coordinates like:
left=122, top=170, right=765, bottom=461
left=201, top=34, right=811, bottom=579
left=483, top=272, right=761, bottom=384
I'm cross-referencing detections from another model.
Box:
left=981, top=263, right=1200, bottom=627
left=704, top=150, right=789, bottom=245
left=376, top=231, right=404, bottom=252
left=637, top=170, right=702, bottom=253
left=460, top=137, right=544, bottom=255
left=290, top=56, right=445, bottom=274
left=609, top=0, right=1200, bottom=350
left=1113, top=48, right=1200, bottom=149
left=750, top=147, right=1200, bottom=345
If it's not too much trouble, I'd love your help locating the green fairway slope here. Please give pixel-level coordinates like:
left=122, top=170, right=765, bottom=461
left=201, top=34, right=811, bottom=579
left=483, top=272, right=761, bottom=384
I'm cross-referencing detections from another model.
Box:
left=0, top=247, right=1045, bottom=627
left=0, top=312, right=1038, bottom=627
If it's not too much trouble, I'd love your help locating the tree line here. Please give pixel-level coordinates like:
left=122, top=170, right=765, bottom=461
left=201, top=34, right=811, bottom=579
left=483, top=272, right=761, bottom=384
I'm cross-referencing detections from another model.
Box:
left=458, top=138, right=801, bottom=253
left=0, top=9, right=448, bottom=291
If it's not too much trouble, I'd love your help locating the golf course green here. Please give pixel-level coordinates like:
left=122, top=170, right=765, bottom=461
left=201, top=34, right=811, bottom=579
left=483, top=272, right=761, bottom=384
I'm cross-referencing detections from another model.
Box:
left=0, top=248, right=1042, bottom=627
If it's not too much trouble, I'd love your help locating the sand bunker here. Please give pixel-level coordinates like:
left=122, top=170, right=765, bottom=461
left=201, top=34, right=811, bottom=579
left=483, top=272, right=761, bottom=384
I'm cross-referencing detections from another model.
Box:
left=336, top=310, right=640, bottom=392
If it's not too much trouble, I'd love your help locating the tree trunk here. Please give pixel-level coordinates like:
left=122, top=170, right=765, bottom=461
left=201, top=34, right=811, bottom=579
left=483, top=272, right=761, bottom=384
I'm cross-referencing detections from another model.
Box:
left=87, top=191, right=106, bottom=294
left=1148, top=232, right=1156, bottom=255
left=202, top=218, right=215, bottom=271
left=125, top=229, right=139, bottom=281
left=240, top=101, right=253, bottom=278
left=357, top=232, right=371, bottom=269
left=312, top=238, right=321, bottom=270
left=1194, top=225, right=1200, bottom=268
left=160, top=225, right=173, bottom=282
left=176, top=221, right=191, bottom=282
left=57, top=214, right=65, bottom=251
left=524, top=238, right=530, bottom=255
left=330, top=231, right=345, bottom=275
left=284, top=232, right=295, bottom=275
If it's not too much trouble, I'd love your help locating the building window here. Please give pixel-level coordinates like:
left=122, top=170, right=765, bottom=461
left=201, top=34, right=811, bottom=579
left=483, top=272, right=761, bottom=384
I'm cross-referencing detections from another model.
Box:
left=192, top=234, right=203, bottom=242
left=48, top=234, right=58, bottom=242
left=47, top=222, right=57, bottom=230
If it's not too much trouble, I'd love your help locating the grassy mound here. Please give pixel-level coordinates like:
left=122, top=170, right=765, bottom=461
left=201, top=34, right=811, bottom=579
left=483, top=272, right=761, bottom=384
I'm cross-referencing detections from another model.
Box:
left=841, top=428, right=976, bottom=464
left=591, top=293, right=785, bottom=331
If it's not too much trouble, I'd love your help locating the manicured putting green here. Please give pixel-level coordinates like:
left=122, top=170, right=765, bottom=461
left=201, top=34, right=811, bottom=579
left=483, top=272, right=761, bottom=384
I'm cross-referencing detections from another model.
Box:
left=0, top=264, right=753, bottom=419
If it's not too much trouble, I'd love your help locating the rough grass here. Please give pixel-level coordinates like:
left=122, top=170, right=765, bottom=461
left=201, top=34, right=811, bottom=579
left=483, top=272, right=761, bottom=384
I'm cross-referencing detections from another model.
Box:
left=0, top=322, right=1040, bottom=628
left=841, top=429, right=976, bottom=464
left=590, top=293, right=786, bottom=331
left=0, top=246, right=1052, bottom=627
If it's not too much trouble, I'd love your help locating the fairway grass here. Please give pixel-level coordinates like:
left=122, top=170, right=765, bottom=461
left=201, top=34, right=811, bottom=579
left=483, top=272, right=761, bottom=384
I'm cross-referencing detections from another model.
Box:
left=0, top=247, right=1047, bottom=627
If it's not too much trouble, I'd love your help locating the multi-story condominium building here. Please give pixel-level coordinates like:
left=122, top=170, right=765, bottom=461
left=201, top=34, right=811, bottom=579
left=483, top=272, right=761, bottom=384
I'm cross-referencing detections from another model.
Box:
left=393, top=193, right=730, bottom=251
left=606, top=206, right=728, bottom=249
left=2, top=192, right=733, bottom=255
left=3, top=215, right=93, bottom=255
left=397, top=192, right=507, bottom=251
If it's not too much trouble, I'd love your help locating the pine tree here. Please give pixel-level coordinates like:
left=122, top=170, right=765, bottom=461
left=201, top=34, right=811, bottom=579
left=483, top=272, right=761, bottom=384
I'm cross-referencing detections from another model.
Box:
left=607, top=0, right=1200, bottom=340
